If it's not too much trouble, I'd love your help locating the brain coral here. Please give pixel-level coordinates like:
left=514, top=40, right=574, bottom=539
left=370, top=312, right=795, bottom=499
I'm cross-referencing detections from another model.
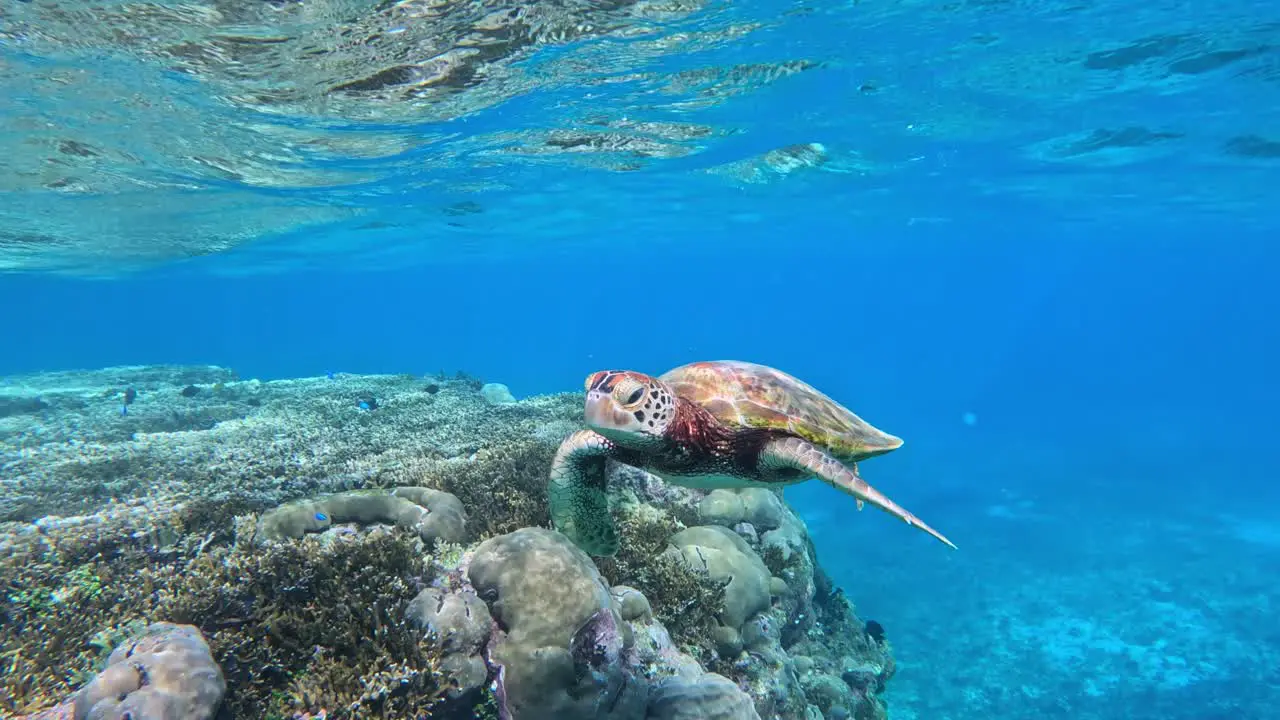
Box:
left=467, top=527, right=648, bottom=719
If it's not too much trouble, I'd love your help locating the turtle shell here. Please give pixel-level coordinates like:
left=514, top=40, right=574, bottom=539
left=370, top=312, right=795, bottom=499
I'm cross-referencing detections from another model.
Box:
left=658, top=360, right=903, bottom=461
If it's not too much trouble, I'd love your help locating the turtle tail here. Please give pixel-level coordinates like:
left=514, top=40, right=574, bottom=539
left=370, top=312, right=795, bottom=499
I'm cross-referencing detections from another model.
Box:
left=549, top=429, right=620, bottom=557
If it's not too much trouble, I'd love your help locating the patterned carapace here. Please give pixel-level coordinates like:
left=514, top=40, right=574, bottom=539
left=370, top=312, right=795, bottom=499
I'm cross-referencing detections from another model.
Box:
left=658, top=360, right=902, bottom=462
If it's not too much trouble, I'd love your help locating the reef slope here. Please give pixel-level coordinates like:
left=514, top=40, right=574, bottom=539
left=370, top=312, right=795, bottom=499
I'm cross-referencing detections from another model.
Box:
left=1, top=365, right=894, bottom=720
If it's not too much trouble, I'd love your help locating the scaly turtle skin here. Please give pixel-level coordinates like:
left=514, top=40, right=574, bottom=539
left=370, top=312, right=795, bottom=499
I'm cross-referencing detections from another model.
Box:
left=549, top=360, right=956, bottom=556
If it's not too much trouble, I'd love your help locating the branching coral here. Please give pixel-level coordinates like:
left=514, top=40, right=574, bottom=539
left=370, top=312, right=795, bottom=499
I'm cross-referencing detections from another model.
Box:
left=419, top=440, right=555, bottom=540
left=594, top=501, right=727, bottom=663
left=2, top=509, right=194, bottom=712
left=1, top=514, right=451, bottom=720
left=159, top=529, right=448, bottom=719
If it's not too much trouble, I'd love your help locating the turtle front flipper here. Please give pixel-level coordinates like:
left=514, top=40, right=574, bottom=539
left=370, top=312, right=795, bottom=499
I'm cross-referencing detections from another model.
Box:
left=549, top=429, right=620, bottom=556
left=759, top=436, right=957, bottom=550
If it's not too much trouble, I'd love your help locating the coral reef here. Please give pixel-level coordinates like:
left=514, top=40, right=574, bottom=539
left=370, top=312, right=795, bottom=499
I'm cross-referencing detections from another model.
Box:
left=414, top=525, right=764, bottom=720
left=595, top=497, right=729, bottom=659
left=22, top=622, right=226, bottom=720
left=0, top=367, right=580, bottom=523
left=1, top=365, right=900, bottom=720
left=667, top=525, right=773, bottom=638
left=605, top=480, right=896, bottom=720
left=406, top=440, right=556, bottom=541
left=1, top=510, right=448, bottom=719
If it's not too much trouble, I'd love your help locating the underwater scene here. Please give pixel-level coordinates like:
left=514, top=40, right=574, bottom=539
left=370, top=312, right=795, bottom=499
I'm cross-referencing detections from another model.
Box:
left=2, top=0, right=1278, bottom=719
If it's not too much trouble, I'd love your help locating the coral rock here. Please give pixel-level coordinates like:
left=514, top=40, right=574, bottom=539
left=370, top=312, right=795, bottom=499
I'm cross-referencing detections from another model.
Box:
left=738, top=489, right=785, bottom=531
left=407, top=587, right=493, bottom=695
left=255, top=487, right=467, bottom=544
left=468, top=527, right=646, bottom=719
left=699, top=490, right=746, bottom=527
left=611, top=585, right=653, bottom=622
left=72, top=622, right=224, bottom=720
left=666, top=525, right=772, bottom=631
left=647, top=672, right=761, bottom=720
left=481, top=383, right=517, bottom=405
left=697, top=489, right=784, bottom=531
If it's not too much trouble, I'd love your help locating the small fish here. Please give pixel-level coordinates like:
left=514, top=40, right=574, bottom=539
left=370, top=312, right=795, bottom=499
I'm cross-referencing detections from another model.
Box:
left=864, top=619, right=886, bottom=645
left=357, top=396, right=378, bottom=411
left=121, top=387, right=137, bottom=416
left=326, top=371, right=336, bottom=380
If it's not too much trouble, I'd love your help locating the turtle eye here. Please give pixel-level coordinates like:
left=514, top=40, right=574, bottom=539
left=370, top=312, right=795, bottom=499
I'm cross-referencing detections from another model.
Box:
left=613, top=379, right=645, bottom=406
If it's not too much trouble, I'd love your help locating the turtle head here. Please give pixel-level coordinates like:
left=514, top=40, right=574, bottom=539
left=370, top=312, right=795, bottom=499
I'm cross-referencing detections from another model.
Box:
left=583, top=370, right=677, bottom=448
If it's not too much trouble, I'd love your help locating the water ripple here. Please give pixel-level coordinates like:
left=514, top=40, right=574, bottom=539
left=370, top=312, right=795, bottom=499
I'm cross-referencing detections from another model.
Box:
left=2, top=0, right=1278, bottom=273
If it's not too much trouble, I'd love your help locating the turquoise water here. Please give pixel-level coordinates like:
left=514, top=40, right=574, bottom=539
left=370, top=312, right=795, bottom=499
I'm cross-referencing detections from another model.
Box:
left=3, top=0, right=1280, bottom=718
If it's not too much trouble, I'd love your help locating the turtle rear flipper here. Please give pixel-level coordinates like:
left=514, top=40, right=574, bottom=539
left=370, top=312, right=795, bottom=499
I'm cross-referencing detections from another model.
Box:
left=760, top=436, right=957, bottom=550
left=549, top=429, right=620, bottom=556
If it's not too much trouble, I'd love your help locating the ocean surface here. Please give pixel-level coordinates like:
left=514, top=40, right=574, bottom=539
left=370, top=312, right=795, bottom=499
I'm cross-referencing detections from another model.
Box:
left=3, top=0, right=1279, bottom=718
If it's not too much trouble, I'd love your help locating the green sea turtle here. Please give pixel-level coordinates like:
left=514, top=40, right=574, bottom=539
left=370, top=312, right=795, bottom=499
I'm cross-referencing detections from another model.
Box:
left=549, top=360, right=956, bottom=556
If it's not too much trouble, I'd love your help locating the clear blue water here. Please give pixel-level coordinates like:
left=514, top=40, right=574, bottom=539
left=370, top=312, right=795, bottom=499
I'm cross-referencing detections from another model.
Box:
left=3, top=0, right=1280, bottom=717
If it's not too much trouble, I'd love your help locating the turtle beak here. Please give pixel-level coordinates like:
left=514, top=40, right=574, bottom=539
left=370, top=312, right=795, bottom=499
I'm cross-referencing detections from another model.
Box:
left=585, top=390, right=637, bottom=433
left=584, top=391, right=613, bottom=430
